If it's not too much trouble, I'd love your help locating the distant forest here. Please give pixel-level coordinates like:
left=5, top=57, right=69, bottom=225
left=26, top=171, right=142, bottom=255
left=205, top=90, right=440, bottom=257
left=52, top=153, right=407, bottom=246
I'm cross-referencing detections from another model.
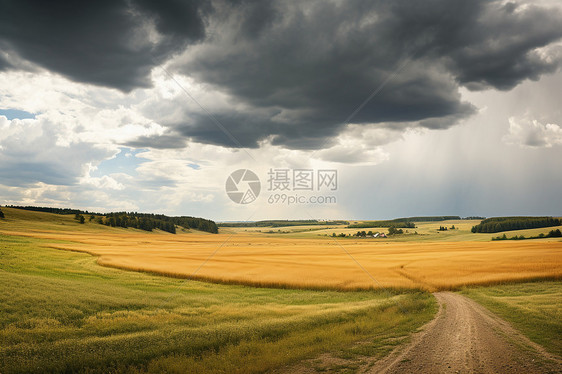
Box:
left=218, top=220, right=349, bottom=228
left=100, top=213, right=218, bottom=234
left=348, top=216, right=463, bottom=229
left=472, top=216, right=561, bottom=233
left=392, top=216, right=461, bottom=222
left=348, top=220, right=416, bottom=229
left=5, top=205, right=218, bottom=234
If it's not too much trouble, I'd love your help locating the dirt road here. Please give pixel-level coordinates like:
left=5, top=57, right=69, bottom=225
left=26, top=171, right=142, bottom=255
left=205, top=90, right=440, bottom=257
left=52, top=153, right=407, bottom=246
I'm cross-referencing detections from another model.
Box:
left=369, top=292, right=561, bottom=373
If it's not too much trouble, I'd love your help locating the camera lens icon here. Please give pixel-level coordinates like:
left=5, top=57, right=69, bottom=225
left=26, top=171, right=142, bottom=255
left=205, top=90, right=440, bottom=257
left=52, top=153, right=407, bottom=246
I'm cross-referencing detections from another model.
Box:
left=225, top=169, right=261, bottom=204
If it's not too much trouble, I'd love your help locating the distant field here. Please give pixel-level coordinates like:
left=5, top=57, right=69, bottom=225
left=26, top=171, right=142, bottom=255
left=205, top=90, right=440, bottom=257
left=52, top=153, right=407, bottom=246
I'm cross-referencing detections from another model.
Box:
left=227, top=219, right=562, bottom=242
left=461, top=282, right=562, bottom=356
left=0, top=227, right=435, bottom=373
left=1, top=208, right=560, bottom=292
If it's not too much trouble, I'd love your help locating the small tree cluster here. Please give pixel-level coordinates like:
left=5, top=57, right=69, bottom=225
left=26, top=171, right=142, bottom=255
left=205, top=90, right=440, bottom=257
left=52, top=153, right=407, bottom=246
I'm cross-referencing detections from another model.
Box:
left=331, top=232, right=347, bottom=237
left=388, top=227, right=404, bottom=235
left=549, top=229, right=562, bottom=237
left=332, top=232, right=347, bottom=238
left=74, top=213, right=85, bottom=224
left=355, top=230, right=376, bottom=237
left=0, top=207, right=4, bottom=219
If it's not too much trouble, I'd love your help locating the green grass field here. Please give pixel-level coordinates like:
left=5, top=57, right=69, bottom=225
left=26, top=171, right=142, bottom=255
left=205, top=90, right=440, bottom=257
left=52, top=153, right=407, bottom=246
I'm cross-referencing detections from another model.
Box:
left=461, top=282, right=562, bottom=356
left=0, top=232, right=436, bottom=373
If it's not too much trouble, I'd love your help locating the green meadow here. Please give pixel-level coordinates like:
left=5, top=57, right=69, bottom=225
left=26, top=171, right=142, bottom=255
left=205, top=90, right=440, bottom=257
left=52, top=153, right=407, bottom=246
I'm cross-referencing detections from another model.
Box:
left=461, top=281, right=562, bottom=356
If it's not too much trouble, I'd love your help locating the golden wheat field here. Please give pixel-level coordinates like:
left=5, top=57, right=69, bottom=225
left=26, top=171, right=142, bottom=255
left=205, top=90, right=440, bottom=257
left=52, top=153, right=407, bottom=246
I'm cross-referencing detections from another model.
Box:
left=2, top=209, right=560, bottom=292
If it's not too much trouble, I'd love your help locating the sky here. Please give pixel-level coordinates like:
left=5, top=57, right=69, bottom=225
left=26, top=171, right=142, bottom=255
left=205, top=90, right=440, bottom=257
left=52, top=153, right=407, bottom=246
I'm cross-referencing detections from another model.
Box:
left=0, top=0, right=561, bottom=221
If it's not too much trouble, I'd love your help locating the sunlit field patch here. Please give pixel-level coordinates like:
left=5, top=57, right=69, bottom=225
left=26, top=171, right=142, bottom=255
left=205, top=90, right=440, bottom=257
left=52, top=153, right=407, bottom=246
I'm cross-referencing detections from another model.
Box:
left=1, top=208, right=561, bottom=292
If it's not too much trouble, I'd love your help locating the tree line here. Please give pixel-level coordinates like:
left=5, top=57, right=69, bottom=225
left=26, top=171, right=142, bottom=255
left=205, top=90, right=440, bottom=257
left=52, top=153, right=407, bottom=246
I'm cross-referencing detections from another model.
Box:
left=100, top=213, right=177, bottom=233
left=348, top=220, right=415, bottom=229
left=218, top=220, right=349, bottom=228
left=391, top=216, right=461, bottom=222
left=98, top=212, right=218, bottom=234
left=472, top=216, right=561, bottom=233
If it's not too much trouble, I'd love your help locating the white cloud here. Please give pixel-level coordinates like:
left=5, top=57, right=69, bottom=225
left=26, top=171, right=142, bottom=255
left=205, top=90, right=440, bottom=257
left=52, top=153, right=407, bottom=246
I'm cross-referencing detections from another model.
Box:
left=504, top=116, right=562, bottom=147
left=79, top=175, right=125, bottom=191
left=0, top=114, right=115, bottom=187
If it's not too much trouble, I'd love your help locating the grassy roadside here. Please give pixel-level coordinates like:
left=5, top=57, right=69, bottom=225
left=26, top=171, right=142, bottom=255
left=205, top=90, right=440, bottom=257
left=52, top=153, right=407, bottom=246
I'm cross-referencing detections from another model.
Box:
left=460, top=281, right=562, bottom=356
left=0, top=233, right=436, bottom=373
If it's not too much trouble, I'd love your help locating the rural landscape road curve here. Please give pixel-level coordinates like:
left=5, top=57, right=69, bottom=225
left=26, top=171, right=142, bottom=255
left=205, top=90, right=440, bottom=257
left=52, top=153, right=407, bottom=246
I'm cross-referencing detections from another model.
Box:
left=369, top=292, right=562, bottom=374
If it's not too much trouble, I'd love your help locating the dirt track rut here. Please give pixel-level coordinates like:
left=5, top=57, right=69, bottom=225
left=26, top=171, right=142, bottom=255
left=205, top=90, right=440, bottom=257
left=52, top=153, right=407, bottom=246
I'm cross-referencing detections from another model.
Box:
left=369, top=292, right=561, bottom=373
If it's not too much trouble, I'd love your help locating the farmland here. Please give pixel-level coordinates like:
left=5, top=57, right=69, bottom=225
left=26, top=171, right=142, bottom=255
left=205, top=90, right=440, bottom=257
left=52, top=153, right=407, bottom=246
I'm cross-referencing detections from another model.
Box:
left=1, top=208, right=561, bottom=372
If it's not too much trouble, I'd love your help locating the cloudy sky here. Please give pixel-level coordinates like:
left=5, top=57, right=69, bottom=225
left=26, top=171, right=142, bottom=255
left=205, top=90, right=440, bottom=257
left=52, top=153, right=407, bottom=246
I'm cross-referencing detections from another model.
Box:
left=1, top=0, right=561, bottom=221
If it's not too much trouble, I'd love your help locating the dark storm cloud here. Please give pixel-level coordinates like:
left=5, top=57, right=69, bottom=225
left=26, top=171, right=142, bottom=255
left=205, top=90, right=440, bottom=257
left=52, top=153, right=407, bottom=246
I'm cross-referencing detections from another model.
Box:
left=0, top=0, right=209, bottom=91
left=414, top=1, right=562, bottom=90
left=125, top=134, right=187, bottom=149
left=164, top=0, right=562, bottom=149
left=2, top=0, right=561, bottom=150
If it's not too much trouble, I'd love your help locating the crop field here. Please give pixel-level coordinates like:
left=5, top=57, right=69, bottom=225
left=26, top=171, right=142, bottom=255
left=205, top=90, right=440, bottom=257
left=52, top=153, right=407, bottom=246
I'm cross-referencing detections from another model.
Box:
left=1, top=208, right=561, bottom=292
